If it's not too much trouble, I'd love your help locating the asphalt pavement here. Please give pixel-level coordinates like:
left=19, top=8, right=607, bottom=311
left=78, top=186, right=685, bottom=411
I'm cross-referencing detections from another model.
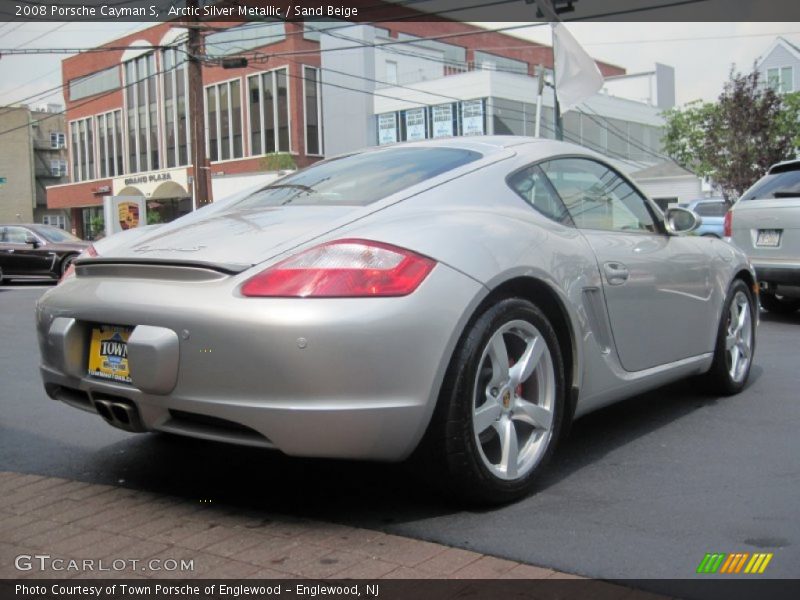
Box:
left=2, top=281, right=799, bottom=588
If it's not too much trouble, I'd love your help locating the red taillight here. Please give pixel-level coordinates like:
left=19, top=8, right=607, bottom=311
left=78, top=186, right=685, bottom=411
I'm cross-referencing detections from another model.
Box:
left=59, top=245, right=98, bottom=282
left=723, top=210, right=733, bottom=237
left=241, top=239, right=436, bottom=298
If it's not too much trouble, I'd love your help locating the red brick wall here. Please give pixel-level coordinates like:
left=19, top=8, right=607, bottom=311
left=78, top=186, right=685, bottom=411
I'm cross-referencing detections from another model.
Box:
left=48, top=180, right=112, bottom=209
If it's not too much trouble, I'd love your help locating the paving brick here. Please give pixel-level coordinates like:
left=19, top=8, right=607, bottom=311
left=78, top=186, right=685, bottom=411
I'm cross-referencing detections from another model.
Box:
left=416, top=546, right=483, bottom=575
left=0, top=514, right=40, bottom=536
left=448, top=555, right=519, bottom=578
left=24, top=523, right=90, bottom=550
left=2, top=518, right=62, bottom=544
left=289, top=549, right=365, bottom=578
left=355, top=534, right=446, bottom=567
left=500, top=563, right=557, bottom=579
left=174, top=525, right=240, bottom=551
left=331, top=556, right=399, bottom=579
left=4, top=491, right=64, bottom=516
left=379, top=566, right=435, bottom=579
left=315, top=527, right=387, bottom=552
left=203, top=528, right=271, bottom=558
left=145, top=519, right=218, bottom=546
left=48, top=529, right=123, bottom=555
left=239, top=539, right=322, bottom=571
left=244, top=567, right=299, bottom=579
left=96, top=538, right=170, bottom=562
left=0, top=474, right=50, bottom=500
left=73, top=533, right=144, bottom=558
left=7, top=477, right=72, bottom=497
left=202, top=558, right=262, bottom=579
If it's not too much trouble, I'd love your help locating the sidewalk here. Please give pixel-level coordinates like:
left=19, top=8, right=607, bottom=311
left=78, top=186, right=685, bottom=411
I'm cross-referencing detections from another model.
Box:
left=0, top=470, right=659, bottom=599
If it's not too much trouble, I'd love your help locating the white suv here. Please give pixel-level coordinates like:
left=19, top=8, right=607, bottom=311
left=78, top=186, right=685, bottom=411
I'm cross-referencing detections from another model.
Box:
left=727, top=160, right=800, bottom=314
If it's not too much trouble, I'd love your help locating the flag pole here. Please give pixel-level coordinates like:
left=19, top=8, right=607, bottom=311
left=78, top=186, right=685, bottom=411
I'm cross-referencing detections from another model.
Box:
left=552, top=25, right=564, bottom=141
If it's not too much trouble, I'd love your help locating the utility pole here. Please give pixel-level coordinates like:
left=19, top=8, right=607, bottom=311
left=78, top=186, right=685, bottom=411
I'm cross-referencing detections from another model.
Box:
left=187, top=0, right=212, bottom=207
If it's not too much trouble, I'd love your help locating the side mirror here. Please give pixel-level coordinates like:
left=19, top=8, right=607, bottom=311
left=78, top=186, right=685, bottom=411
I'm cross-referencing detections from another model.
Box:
left=664, top=207, right=700, bottom=234
left=24, top=234, right=40, bottom=248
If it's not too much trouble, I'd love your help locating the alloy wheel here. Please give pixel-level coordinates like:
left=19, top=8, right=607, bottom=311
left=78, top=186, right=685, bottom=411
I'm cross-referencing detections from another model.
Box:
left=472, top=320, right=556, bottom=481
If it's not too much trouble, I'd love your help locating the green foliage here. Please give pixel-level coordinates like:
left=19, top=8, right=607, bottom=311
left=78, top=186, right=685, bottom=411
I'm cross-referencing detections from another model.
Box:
left=88, top=215, right=105, bottom=239
left=662, top=68, right=799, bottom=201
left=146, top=210, right=163, bottom=225
left=258, top=153, right=296, bottom=172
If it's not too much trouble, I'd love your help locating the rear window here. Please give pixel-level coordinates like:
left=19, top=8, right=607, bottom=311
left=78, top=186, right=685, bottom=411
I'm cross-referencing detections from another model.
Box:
left=693, top=201, right=728, bottom=217
left=233, top=147, right=482, bottom=209
left=741, top=169, right=800, bottom=201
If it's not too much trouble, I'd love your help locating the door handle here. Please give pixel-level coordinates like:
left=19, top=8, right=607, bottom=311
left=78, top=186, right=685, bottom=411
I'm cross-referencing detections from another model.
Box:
left=603, top=262, right=629, bottom=286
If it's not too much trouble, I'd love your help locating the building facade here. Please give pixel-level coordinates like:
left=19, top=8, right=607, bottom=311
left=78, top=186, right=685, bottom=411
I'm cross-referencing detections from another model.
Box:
left=757, top=36, right=800, bottom=95
left=48, top=13, right=674, bottom=238
left=0, top=105, right=69, bottom=226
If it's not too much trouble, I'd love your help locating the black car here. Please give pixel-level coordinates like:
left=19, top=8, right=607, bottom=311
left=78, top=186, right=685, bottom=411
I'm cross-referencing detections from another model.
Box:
left=0, top=224, right=89, bottom=283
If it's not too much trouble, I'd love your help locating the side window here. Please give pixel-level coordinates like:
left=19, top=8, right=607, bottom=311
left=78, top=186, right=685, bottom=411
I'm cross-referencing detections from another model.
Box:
left=507, top=164, right=572, bottom=225
left=541, top=158, right=657, bottom=233
left=5, top=227, right=30, bottom=244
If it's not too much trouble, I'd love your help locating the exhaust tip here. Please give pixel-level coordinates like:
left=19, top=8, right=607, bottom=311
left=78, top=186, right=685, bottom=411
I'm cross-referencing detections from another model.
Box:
left=91, top=395, right=146, bottom=433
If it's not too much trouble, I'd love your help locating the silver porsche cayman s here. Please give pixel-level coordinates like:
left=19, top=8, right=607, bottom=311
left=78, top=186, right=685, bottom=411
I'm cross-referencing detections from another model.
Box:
left=36, top=137, right=757, bottom=503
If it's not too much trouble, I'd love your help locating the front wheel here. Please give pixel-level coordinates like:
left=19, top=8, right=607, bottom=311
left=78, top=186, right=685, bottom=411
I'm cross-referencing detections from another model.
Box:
left=427, top=298, right=565, bottom=505
left=703, top=279, right=756, bottom=395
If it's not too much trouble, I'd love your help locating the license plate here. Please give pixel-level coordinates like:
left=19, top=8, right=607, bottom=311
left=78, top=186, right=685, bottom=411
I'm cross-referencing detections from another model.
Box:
left=88, top=325, right=133, bottom=384
left=756, top=229, right=781, bottom=247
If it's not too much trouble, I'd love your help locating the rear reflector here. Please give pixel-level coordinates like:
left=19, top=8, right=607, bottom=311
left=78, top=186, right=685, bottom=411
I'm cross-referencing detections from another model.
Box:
left=723, top=210, right=733, bottom=237
left=241, top=239, right=436, bottom=298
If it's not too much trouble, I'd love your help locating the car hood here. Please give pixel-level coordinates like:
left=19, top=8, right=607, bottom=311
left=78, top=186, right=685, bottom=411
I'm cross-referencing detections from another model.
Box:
left=94, top=205, right=364, bottom=268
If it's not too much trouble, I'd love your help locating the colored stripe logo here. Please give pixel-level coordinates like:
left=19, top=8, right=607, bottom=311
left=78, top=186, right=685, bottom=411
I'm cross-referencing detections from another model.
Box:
left=696, top=552, right=773, bottom=574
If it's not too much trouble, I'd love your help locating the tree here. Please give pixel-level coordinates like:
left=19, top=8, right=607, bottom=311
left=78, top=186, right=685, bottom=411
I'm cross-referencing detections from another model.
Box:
left=662, top=68, right=799, bottom=202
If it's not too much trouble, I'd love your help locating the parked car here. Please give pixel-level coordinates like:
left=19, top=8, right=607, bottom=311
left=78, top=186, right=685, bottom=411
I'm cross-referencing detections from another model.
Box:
left=36, top=137, right=757, bottom=504
left=727, top=159, right=800, bottom=314
left=0, top=224, right=89, bottom=283
left=678, top=198, right=728, bottom=238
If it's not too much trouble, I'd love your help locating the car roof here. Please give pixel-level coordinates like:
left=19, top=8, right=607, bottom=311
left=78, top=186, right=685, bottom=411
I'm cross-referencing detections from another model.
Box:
left=355, top=136, right=598, bottom=161
left=768, top=159, right=800, bottom=175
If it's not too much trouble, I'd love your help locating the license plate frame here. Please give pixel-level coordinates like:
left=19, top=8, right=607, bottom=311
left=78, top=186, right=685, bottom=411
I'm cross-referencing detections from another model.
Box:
left=756, top=229, right=782, bottom=247
left=88, top=325, right=133, bottom=384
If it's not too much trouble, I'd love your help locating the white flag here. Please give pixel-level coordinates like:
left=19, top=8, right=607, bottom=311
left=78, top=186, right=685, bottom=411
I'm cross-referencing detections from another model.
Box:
left=552, top=22, right=604, bottom=113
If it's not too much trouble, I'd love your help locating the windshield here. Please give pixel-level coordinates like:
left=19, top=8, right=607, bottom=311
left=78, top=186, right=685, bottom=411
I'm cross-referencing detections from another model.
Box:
left=741, top=169, right=800, bottom=200
left=233, top=147, right=482, bottom=209
left=35, top=226, right=82, bottom=243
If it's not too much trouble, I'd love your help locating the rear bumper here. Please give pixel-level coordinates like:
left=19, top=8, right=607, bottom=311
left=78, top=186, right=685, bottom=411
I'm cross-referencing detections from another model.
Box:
left=753, top=263, right=800, bottom=286
left=35, top=264, right=484, bottom=461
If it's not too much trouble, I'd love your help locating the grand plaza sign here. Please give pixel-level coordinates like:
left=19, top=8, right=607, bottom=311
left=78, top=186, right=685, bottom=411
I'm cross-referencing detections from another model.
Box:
left=112, top=167, right=190, bottom=199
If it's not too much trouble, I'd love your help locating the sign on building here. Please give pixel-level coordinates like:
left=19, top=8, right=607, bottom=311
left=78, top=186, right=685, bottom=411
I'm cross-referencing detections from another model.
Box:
left=405, top=108, right=427, bottom=141
left=461, top=100, right=485, bottom=136
left=432, top=104, right=454, bottom=138
left=378, top=113, right=398, bottom=145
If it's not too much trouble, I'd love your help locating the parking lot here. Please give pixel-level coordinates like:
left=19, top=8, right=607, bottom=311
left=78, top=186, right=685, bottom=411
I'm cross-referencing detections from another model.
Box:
left=1, top=280, right=799, bottom=587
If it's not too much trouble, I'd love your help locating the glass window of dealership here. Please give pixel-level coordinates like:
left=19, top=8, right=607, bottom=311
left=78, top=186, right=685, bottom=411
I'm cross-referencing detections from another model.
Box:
left=66, top=31, right=323, bottom=233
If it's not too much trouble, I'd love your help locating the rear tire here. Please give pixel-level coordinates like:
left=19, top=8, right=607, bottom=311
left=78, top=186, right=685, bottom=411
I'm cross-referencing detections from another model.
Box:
left=424, top=298, right=566, bottom=506
left=703, top=279, right=756, bottom=395
left=759, top=291, right=800, bottom=315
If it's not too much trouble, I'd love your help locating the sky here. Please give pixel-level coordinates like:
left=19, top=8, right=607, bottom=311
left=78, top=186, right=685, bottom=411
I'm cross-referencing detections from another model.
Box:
left=0, top=21, right=798, bottom=110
